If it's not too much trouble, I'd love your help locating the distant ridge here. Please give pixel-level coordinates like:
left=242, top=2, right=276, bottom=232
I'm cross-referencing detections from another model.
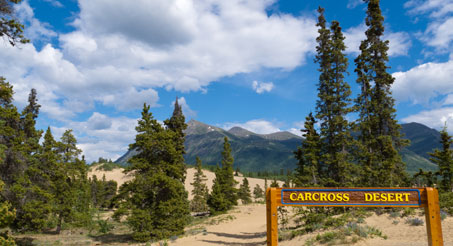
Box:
left=115, top=120, right=441, bottom=174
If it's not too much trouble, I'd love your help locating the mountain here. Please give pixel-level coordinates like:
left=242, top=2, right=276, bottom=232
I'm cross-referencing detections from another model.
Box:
left=115, top=120, right=442, bottom=174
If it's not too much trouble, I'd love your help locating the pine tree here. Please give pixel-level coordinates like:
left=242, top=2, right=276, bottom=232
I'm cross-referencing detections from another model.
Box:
left=354, top=0, right=409, bottom=187
left=0, top=179, right=15, bottom=245
left=253, top=184, right=264, bottom=200
left=163, top=97, right=187, bottom=183
left=208, top=137, right=238, bottom=213
left=428, top=125, right=453, bottom=192
left=314, top=7, right=354, bottom=186
left=294, top=113, right=322, bottom=187
left=238, top=178, right=252, bottom=204
left=190, top=157, right=209, bottom=212
left=120, top=103, right=189, bottom=241
left=270, top=178, right=279, bottom=188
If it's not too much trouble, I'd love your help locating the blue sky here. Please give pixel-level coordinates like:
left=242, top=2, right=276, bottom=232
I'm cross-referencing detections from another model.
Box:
left=2, top=0, right=453, bottom=162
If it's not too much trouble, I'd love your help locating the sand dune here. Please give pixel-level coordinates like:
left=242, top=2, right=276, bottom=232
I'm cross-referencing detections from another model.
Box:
left=89, top=166, right=283, bottom=200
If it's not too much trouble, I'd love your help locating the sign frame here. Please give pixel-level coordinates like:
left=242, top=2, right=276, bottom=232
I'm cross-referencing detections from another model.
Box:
left=266, top=187, right=443, bottom=246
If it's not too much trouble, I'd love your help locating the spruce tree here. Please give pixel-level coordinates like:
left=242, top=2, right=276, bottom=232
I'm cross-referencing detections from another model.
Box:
left=253, top=184, right=264, bottom=200
left=294, top=113, right=321, bottom=187
left=190, top=157, right=209, bottom=212
left=314, top=7, right=354, bottom=186
left=0, top=179, right=15, bottom=245
left=354, top=0, right=409, bottom=187
left=238, top=177, right=252, bottom=205
left=120, top=103, right=189, bottom=241
left=428, top=126, right=453, bottom=192
left=208, top=137, right=238, bottom=213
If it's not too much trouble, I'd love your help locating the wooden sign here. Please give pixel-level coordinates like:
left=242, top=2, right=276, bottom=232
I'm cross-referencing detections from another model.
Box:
left=266, top=187, right=443, bottom=246
left=281, top=188, right=421, bottom=206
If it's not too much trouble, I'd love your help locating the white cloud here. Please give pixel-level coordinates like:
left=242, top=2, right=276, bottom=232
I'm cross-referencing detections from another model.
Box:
left=347, top=0, right=364, bottom=9
left=171, top=97, right=197, bottom=118
left=443, top=94, right=453, bottom=105
left=392, top=60, right=453, bottom=104
left=406, top=0, right=453, bottom=52
left=4, top=0, right=319, bottom=123
left=65, top=113, right=139, bottom=162
left=344, top=24, right=411, bottom=57
left=14, top=1, right=57, bottom=41
left=43, top=0, right=63, bottom=8
left=402, top=107, right=453, bottom=133
left=222, top=119, right=281, bottom=134
left=405, top=0, right=453, bottom=19
left=252, top=80, right=274, bottom=94
left=288, top=128, right=303, bottom=137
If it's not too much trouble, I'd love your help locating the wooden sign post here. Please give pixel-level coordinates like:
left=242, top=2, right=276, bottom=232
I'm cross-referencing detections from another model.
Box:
left=266, top=187, right=443, bottom=246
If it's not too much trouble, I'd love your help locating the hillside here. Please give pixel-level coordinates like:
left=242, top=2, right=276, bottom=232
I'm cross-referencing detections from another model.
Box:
left=115, top=120, right=442, bottom=174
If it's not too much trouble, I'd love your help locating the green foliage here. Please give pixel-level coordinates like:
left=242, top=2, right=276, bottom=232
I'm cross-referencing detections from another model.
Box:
left=313, top=7, right=355, bottom=187
left=0, top=180, right=15, bottom=245
left=253, top=184, right=264, bottom=200
left=294, top=113, right=321, bottom=187
left=208, top=137, right=238, bottom=214
left=118, top=102, right=190, bottom=242
left=439, top=192, right=453, bottom=215
left=238, top=178, right=252, bottom=205
left=0, top=0, right=29, bottom=46
left=428, top=125, right=453, bottom=192
left=190, top=157, right=209, bottom=212
left=90, top=175, right=117, bottom=209
left=353, top=0, right=409, bottom=187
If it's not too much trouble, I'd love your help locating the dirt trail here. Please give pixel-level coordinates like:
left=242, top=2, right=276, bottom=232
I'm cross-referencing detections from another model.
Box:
left=173, top=204, right=268, bottom=246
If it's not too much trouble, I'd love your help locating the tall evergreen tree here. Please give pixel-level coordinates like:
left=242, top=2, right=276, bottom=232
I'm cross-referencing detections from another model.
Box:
left=163, top=97, right=187, bottom=183
left=208, top=137, right=238, bottom=214
left=0, top=0, right=29, bottom=46
left=354, top=0, right=409, bottom=187
left=428, top=125, right=453, bottom=192
left=238, top=177, right=252, bottom=205
left=314, top=7, right=354, bottom=186
left=294, top=113, right=321, bottom=187
left=119, top=103, right=189, bottom=241
left=190, top=157, right=209, bottom=212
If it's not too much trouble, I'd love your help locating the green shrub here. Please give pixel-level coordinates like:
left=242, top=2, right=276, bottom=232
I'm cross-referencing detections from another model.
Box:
left=97, top=219, right=114, bottom=234
left=439, top=192, right=453, bottom=215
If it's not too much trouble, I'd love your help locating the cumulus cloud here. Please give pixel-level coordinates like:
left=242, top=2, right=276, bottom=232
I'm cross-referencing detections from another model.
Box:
left=14, top=1, right=57, bottom=41
left=252, top=80, right=274, bottom=94
left=402, top=107, right=453, bottom=133
left=222, top=119, right=282, bottom=134
left=65, top=113, right=139, bottom=162
left=5, top=0, right=318, bottom=121
left=406, top=0, right=453, bottom=52
left=344, top=24, right=412, bottom=57
left=392, top=60, right=453, bottom=104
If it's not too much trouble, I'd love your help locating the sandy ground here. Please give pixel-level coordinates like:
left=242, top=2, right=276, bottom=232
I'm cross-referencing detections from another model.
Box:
left=89, top=166, right=283, bottom=200
left=86, top=167, right=453, bottom=246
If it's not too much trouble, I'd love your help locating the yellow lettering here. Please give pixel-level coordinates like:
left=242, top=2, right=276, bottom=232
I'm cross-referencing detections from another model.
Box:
left=403, top=193, right=410, bottom=202
left=312, top=193, right=319, bottom=201
left=335, top=193, right=343, bottom=202
left=365, top=193, right=372, bottom=201
left=381, top=193, right=387, bottom=202
left=298, top=193, right=304, bottom=201
left=320, top=193, right=327, bottom=201
left=327, top=193, right=335, bottom=201
left=388, top=193, right=395, bottom=202
left=305, top=193, right=312, bottom=201
left=343, top=193, right=349, bottom=201
left=395, top=193, right=403, bottom=202
left=290, top=193, right=297, bottom=201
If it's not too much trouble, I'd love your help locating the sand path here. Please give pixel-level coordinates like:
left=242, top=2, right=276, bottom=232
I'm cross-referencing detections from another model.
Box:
left=173, top=204, right=268, bottom=246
